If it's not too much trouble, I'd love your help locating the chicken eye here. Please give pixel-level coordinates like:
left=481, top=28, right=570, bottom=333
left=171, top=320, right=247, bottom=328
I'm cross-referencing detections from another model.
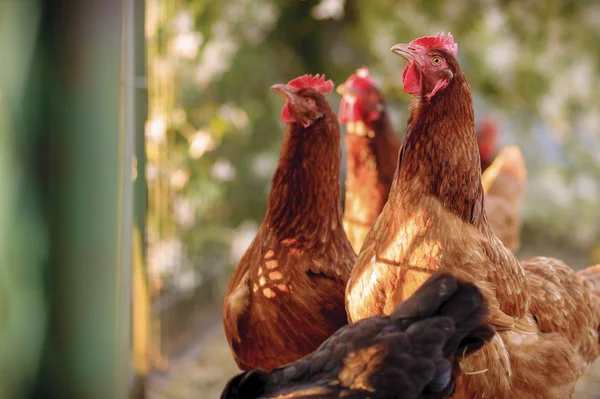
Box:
left=304, top=98, right=312, bottom=104
left=431, top=56, right=442, bottom=66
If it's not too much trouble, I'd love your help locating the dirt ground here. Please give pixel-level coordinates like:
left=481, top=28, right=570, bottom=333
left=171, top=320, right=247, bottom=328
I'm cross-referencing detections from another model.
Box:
left=148, top=242, right=600, bottom=399
left=148, top=322, right=600, bottom=399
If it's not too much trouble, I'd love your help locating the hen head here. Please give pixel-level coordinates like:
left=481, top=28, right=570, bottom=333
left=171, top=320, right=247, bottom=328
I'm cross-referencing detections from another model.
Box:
left=337, top=66, right=384, bottom=123
left=391, top=32, right=459, bottom=101
left=271, top=74, right=334, bottom=128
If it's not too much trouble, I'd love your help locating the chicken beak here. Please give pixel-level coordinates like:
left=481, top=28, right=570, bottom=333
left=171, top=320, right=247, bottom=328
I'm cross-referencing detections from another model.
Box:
left=390, top=43, right=415, bottom=63
left=270, top=84, right=293, bottom=102
left=336, top=82, right=348, bottom=96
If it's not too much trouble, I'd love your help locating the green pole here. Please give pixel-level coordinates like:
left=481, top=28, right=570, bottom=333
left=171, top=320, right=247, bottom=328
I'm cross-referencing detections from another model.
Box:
left=26, top=1, right=133, bottom=397
left=0, top=2, right=47, bottom=398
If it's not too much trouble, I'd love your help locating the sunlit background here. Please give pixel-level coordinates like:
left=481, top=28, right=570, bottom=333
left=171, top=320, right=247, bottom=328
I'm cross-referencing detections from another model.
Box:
left=1, top=0, right=599, bottom=398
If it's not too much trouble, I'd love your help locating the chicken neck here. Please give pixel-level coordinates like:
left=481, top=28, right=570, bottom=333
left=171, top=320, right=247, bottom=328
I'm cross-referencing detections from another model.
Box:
left=392, top=74, right=485, bottom=226
left=343, top=116, right=395, bottom=224
left=265, top=111, right=345, bottom=248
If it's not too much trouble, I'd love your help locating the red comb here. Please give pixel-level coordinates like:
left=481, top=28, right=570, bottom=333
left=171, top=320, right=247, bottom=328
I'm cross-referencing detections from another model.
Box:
left=356, top=66, right=371, bottom=80
left=410, top=32, right=458, bottom=57
left=347, top=66, right=376, bottom=88
left=287, top=74, right=334, bottom=93
left=480, top=118, right=497, bottom=135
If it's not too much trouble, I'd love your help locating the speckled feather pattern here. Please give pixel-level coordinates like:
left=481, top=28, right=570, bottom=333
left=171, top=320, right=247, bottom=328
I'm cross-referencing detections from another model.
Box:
left=223, top=94, right=356, bottom=371
left=343, top=115, right=401, bottom=254
left=345, top=53, right=600, bottom=398
left=220, top=273, right=495, bottom=399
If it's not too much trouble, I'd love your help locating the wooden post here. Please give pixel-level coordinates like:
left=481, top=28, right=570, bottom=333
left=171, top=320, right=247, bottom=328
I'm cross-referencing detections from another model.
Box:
left=129, top=0, right=150, bottom=396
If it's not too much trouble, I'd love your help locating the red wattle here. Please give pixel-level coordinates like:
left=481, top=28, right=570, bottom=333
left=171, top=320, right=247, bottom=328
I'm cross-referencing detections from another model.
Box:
left=427, top=79, right=449, bottom=100
left=402, top=61, right=422, bottom=95
left=479, top=143, right=493, bottom=160
left=366, top=109, right=381, bottom=122
left=281, top=102, right=296, bottom=124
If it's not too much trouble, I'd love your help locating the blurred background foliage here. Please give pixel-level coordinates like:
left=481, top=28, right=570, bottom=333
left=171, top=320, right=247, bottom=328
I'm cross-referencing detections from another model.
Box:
left=1, top=2, right=48, bottom=397
left=146, top=0, right=600, bottom=305
left=1, top=0, right=599, bottom=397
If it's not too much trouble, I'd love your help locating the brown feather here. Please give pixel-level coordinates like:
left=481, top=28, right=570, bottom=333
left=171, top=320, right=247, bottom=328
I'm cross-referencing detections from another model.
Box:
left=224, top=90, right=356, bottom=371
left=343, top=115, right=401, bottom=253
left=346, top=47, right=600, bottom=398
left=221, top=272, right=495, bottom=399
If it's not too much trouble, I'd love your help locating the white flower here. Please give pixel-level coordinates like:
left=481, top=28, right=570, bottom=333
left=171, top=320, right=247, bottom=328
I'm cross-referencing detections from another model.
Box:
left=173, top=197, right=196, bottom=228
left=485, top=39, right=518, bottom=73
left=147, top=238, right=200, bottom=293
left=173, top=10, right=194, bottom=32
left=172, top=32, right=203, bottom=59
left=189, top=130, right=215, bottom=159
left=256, top=2, right=278, bottom=26
left=148, top=238, right=188, bottom=277
left=196, top=39, right=239, bottom=87
left=252, top=152, right=277, bottom=179
left=484, top=7, right=506, bottom=33
left=311, top=0, right=346, bottom=20
left=145, top=117, right=167, bottom=143
left=170, top=168, right=191, bottom=189
left=219, top=104, right=249, bottom=129
left=212, top=159, right=236, bottom=181
left=172, top=269, right=202, bottom=293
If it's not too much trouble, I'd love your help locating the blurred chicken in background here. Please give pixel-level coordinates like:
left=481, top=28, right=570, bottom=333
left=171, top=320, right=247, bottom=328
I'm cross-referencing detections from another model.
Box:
left=337, top=67, right=401, bottom=253
left=482, top=145, right=527, bottom=253
left=477, top=118, right=498, bottom=173
left=222, top=75, right=356, bottom=371
left=475, top=117, right=527, bottom=252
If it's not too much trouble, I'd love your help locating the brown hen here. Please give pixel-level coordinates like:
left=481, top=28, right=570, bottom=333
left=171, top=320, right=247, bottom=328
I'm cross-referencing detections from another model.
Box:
left=220, top=272, right=495, bottom=399
left=346, top=32, right=600, bottom=398
left=337, top=67, right=402, bottom=254
left=481, top=145, right=527, bottom=253
left=477, top=118, right=498, bottom=173
left=223, top=74, right=356, bottom=371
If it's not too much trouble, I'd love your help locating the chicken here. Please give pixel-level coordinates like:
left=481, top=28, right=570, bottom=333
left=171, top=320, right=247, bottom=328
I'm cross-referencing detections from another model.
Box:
left=481, top=145, right=527, bottom=253
left=223, top=74, right=357, bottom=371
left=477, top=117, right=527, bottom=253
left=220, top=272, right=495, bottom=399
left=476, top=118, right=497, bottom=173
left=346, top=32, right=600, bottom=398
left=337, top=67, right=402, bottom=253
